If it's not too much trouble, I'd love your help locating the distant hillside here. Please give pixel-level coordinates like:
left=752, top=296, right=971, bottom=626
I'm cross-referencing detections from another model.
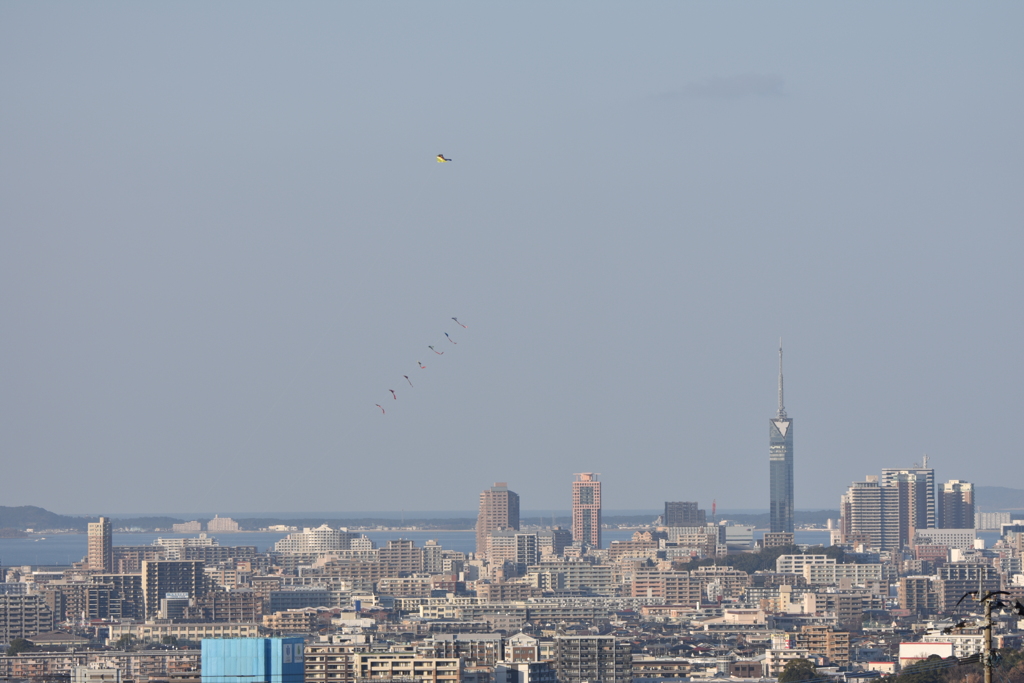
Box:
left=977, top=486, right=1024, bottom=511
left=0, top=507, right=186, bottom=532
left=0, top=506, right=96, bottom=531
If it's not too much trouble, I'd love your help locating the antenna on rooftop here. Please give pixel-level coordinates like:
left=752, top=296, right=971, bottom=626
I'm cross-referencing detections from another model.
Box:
left=777, top=339, right=787, bottom=419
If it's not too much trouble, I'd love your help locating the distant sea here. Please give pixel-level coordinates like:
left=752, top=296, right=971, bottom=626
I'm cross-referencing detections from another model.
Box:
left=0, top=528, right=909, bottom=568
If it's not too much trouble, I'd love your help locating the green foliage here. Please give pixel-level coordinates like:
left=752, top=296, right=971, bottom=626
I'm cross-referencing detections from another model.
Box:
left=674, top=544, right=848, bottom=574
left=877, top=649, right=1024, bottom=683
left=6, top=638, right=31, bottom=656
left=779, top=658, right=818, bottom=683
left=0, top=506, right=95, bottom=532
left=0, top=527, right=29, bottom=538
left=113, top=635, right=138, bottom=652
left=0, top=506, right=185, bottom=532
left=879, top=654, right=1024, bottom=683
left=895, top=655, right=958, bottom=683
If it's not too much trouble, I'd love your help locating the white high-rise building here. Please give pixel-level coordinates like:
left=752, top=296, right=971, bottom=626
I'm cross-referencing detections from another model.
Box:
left=206, top=515, right=240, bottom=532
left=274, top=525, right=356, bottom=553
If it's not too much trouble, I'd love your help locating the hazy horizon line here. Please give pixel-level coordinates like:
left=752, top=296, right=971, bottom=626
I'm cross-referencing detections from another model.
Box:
left=65, top=508, right=832, bottom=520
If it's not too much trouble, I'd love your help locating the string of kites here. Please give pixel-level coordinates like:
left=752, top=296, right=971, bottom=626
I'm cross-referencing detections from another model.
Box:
left=376, top=317, right=468, bottom=415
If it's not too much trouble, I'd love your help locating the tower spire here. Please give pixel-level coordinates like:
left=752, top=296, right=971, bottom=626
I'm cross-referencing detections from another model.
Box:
left=777, top=339, right=787, bottom=419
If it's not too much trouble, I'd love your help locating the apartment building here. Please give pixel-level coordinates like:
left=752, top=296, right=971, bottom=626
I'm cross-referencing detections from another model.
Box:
left=554, top=635, right=631, bottom=683
left=476, top=483, right=521, bottom=559
left=350, top=652, right=460, bottom=683
left=795, top=625, right=851, bottom=666
left=0, top=594, right=54, bottom=644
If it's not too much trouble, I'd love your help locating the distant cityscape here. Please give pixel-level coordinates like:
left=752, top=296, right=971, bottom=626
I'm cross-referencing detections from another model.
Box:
left=2, top=350, right=1023, bottom=683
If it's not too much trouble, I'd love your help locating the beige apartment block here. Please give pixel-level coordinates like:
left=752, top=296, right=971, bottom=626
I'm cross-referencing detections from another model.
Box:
left=305, top=637, right=374, bottom=683
left=476, top=482, right=520, bottom=559
left=351, top=652, right=461, bottom=683
left=795, top=625, right=851, bottom=666
left=106, top=621, right=260, bottom=645
left=87, top=517, right=113, bottom=573
left=206, top=515, right=240, bottom=532
left=691, top=566, right=750, bottom=598
left=631, top=570, right=702, bottom=604
left=0, top=650, right=200, bottom=680
left=763, top=648, right=814, bottom=677
left=376, top=575, right=433, bottom=598
left=263, top=609, right=319, bottom=633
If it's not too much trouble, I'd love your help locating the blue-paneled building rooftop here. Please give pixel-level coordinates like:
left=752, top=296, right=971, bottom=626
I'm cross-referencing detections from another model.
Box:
left=202, top=638, right=305, bottom=683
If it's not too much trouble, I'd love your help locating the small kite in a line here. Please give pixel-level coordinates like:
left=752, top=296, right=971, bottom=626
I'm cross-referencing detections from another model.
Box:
left=389, top=389, right=397, bottom=400
left=418, top=361, right=426, bottom=369
left=452, top=317, right=467, bottom=328
left=429, top=346, right=444, bottom=355
left=376, top=404, right=385, bottom=415
left=445, top=333, right=457, bottom=344
left=404, top=375, right=414, bottom=387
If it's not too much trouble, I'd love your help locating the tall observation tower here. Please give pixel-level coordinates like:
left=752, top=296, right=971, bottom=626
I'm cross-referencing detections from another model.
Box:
left=769, top=342, right=794, bottom=533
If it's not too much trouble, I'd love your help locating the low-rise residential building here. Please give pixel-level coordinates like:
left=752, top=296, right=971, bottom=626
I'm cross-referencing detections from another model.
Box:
left=427, top=633, right=504, bottom=667
left=264, top=609, right=319, bottom=633
left=0, top=650, right=200, bottom=680
left=763, top=648, right=815, bottom=676
left=106, top=621, right=261, bottom=645
left=920, top=632, right=985, bottom=659
left=777, top=555, right=833, bottom=574
left=914, top=529, right=976, bottom=550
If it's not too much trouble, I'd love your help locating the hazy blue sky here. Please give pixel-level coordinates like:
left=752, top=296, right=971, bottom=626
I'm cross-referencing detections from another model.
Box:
left=2, top=3, right=1022, bottom=515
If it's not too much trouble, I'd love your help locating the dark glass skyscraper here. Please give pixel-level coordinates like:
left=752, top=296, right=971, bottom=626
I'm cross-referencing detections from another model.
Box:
left=770, top=344, right=794, bottom=533
left=938, top=479, right=974, bottom=529
left=663, top=501, right=706, bottom=527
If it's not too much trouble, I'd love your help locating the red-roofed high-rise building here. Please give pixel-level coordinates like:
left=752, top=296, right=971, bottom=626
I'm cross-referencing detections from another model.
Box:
left=572, top=473, right=602, bottom=549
